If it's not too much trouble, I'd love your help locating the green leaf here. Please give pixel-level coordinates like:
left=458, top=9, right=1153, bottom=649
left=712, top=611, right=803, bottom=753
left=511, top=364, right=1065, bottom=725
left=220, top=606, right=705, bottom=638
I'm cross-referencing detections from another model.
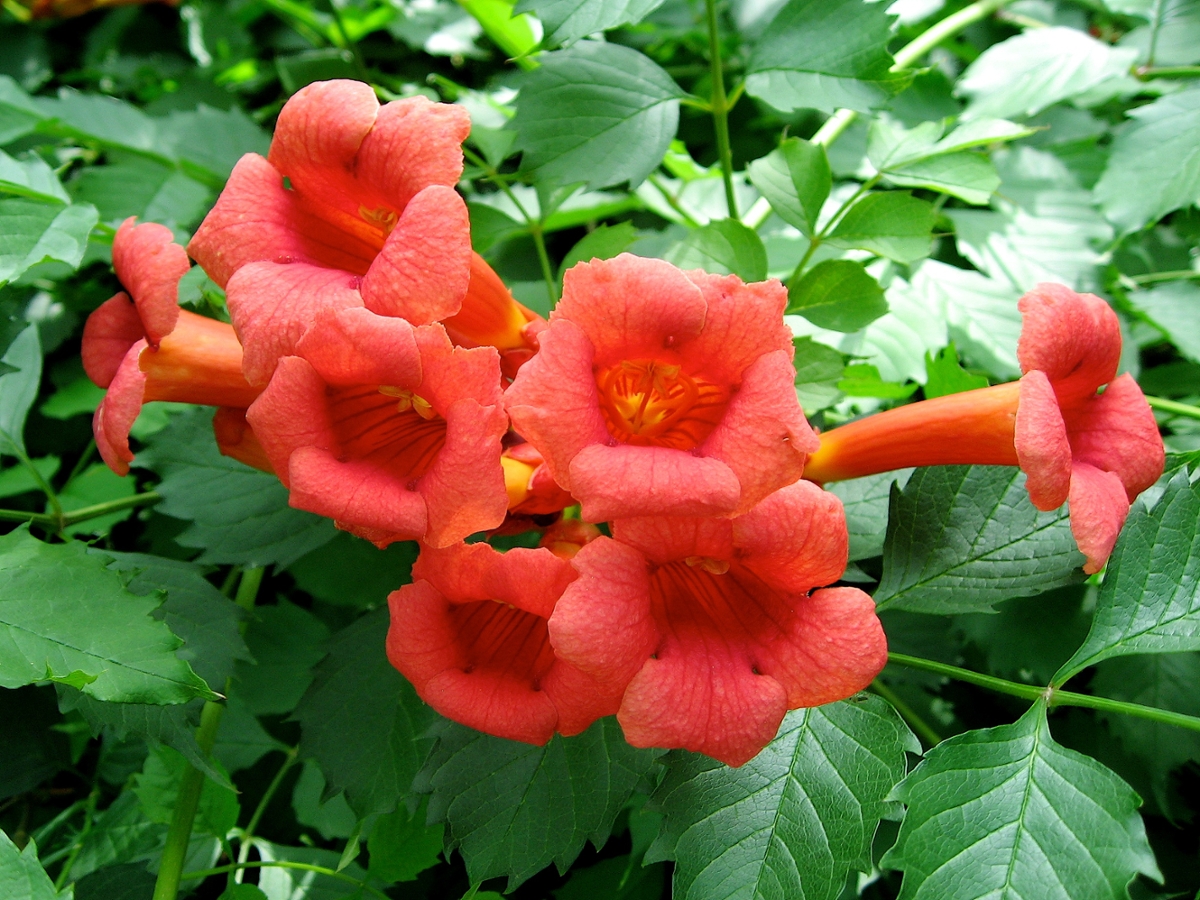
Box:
left=0, top=832, right=67, bottom=900
left=1119, top=0, right=1200, bottom=66
left=885, top=153, right=999, bottom=206
left=1091, top=652, right=1200, bottom=816
left=137, top=408, right=336, bottom=568
left=664, top=219, right=767, bottom=282
left=73, top=863, right=158, bottom=900
left=0, top=457, right=58, bottom=499
left=1056, top=471, right=1200, bottom=681
left=292, top=758, right=359, bottom=840
left=0, top=198, right=97, bottom=287
left=0, top=149, right=68, bottom=204
left=158, top=104, right=271, bottom=181
left=288, top=531, right=417, bottom=609
left=1095, top=88, right=1200, bottom=235
left=515, top=0, right=666, bottom=46
left=792, top=336, right=844, bottom=413
left=232, top=599, right=329, bottom=716
left=68, top=791, right=166, bottom=882
left=829, top=469, right=913, bottom=562
left=217, top=884, right=268, bottom=900
left=648, top=695, right=917, bottom=900
left=0, top=76, right=45, bottom=145
left=826, top=191, right=935, bottom=264
left=747, top=138, right=831, bottom=237
left=214, top=696, right=286, bottom=774
left=0, top=687, right=70, bottom=801
left=553, top=854, right=664, bottom=900
left=788, top=259, right=888, bottom=332
left=40, top=375, right=104, bottom=420
left=746, top=0, right=903, bottom=114
left=71, top=154, right=212, bottom=229
left=0, top=529, right=217, bottom=704
left=1129, top=281, right=1200, bottom=363
left=882, top=701, right=1161, bottom=899
left=367, top=798, right=445, bottom=883
left=252, top=842, right=379, bottom=900
left=923, top=343, right=988, bottom=398
left=0, top=325, right=40, bottom=458
left=957, top=27, right=1138, bottom=121
left=295, top=608, right=438, bottom=818
left=135, top=743, right=240, bottom=838
left=838, top=363, right=917, bottom=400
left=39, top=88, right=161, bottom=156
left=511, top=41, right=685, bottom=190
left=875, top=465, right=1085, bottom=614
left=558, top=221, right=637, bottom=281
left=415, top=717, right=662, bottom=890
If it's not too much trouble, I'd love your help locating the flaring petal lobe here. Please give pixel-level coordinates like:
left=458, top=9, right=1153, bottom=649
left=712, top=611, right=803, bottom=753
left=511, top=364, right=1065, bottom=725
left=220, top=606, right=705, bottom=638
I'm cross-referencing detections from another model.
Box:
left=1068, top=463, right=1130, bottom=575
left=295, top=307, right=422, bottom=389
left=93, top=341, right=147, bottom=476
left=111, top=218, right=185, bottom=347
left=1017, top=283, right=1121, bottom=404
left=1015, top=369, right=1073, bottom=511
left=82, top=293, right=144, bottom=388
left=1066, top=373, right=1164, bottom=500
left=679, top=272, right=793, bottom=384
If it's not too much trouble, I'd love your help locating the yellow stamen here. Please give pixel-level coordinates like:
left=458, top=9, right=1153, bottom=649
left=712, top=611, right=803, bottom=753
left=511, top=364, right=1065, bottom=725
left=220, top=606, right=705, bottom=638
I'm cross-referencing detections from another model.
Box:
left=378, top=385, right=435, bottom=419
left=685, top=556, right=730, bottom=575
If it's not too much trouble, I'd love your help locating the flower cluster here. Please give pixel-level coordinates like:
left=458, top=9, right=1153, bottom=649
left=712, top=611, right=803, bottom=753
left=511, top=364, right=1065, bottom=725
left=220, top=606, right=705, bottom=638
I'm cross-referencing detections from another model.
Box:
left=82, top=80, right=1163, bottom=766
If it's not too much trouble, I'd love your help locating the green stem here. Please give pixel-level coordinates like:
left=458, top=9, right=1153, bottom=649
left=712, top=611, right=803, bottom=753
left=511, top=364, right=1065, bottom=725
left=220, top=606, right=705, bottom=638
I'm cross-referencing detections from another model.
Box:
left=1136, top=65, right=1200, bottom=80
left=1147, top=395, right=1200, bottom=421
left=19, top=449, right=62, bottom=523
left=704, top=0, right=738, bottom=218
left=61, top=440, right=97, bottom=490
left=871, top=678, right=943, bottom=747
left=0, top=491, right=161, bottom=529
left=180, top=860, right=390, bottom=900
left=324, top=0, right=370, bottom=81
left=785, top=177, right=876, bottom=288
left=234, top=566, right=265, bottom=614
left=648, top=173, right=702, bottom=227
left=235, top=746, right=299, bottom=871
left=1, top=0, right=32, bottom=22
left=151, top=701, right=225, bottom=900
left=1131, top=269, right=1200, bottom=285
left=888, top=653, right=1200, bottom=733
left=52, top=787, right=98, bottom=890
left=531, top=225, right=558, bottom=305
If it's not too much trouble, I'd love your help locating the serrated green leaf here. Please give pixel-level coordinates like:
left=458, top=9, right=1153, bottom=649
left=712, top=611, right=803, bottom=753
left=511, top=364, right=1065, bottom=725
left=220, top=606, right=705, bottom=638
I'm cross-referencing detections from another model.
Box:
left=747, top=138, right=831, bottom=237
left=292, top=759, right=358, bottom=841
left=648, top=695, right=917, bottom=900
left=746, top=0, right=903, bottom=114
left=1119, top=0, right=1200, bottom=67
left=0, top=325, right=40, bottom=458
left=827, top=191, right=934, bottom=264
left=415, top=717, right=661, bottom=890
left=71, top=154, right=212, bottom=229
left=957, top=27, right=1138, bottom=121
left=558, top=221, right=638, bottom=282
left=137, top=408, right=336, bottom=568
left=0, top=198, right=97, bottom=287
left=62, top=791, right=166, bottom=882
left=367, top=797, right=444, bottom=883
left=0, top=832, right=67, bottom=900
left=0, top=529, right=216, bottom=704
left=73, top=863, right=158, bottom=900
left=829, top=469, right=913, bottom=562
left=39, top=88, right=161, bottom=155
left=839, top=363, right=917, bottom=400
left=0, top=149, right=68, bottom=204
left=875, top=465, right=1085, bottom=614
left=135, top=743, right=239, bottom=838
left=664, top=218, right=767, bottom=282
left=923, top=344, right=988, bottom=398
left=217, top=884, right=268, bottom=900
left=232, top=599, right=329, bottom=716
left=511, top=41, right=684, bottom=190
left=295, top=608, right=438, bottom=818
left=882, top=701, right=1161, bottom=899
left=1095, top=88, right=1200, bottom=235
left=288, top=531, right=416, bottom=609
left=515, top=0, right=666, bottom=46
left=1129, top=281, right=1200, bottom=363
left=0, top=75, right=45, bottom=145
left=885, top=153, right=999, bottom=205
left=157, top=104, right=270, bottom=181
left=252, top=842, right=378, bottom=900
left=788, top=259, right=888, bottom=332
left=1056, top=471, right=1200, bottom=681
left=214, top=696, right=286, bottom=774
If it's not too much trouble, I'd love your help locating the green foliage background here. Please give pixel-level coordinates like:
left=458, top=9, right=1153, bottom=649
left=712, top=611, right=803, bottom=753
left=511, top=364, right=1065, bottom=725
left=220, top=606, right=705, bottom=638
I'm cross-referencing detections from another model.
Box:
left=1, top=0, right=1199, bottom=898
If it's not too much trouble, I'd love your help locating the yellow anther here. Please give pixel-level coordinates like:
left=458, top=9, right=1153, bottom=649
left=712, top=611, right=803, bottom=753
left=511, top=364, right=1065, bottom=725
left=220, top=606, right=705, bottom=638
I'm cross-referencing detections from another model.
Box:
left=378, top=385, right=436, bottom=419
left=685, top=556, right=730, bottom=575
left=359, top=205, right=399, bottom=234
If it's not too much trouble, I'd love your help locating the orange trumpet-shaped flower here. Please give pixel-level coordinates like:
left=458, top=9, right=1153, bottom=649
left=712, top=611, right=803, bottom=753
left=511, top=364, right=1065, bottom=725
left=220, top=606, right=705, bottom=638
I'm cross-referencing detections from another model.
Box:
left=506, top=254, right=818, bottom=522
left=444, top=254, right=545, bottom=379
left=804, top=283, right=1163, bottom=573
left=82, top=219, right=259, bottom=475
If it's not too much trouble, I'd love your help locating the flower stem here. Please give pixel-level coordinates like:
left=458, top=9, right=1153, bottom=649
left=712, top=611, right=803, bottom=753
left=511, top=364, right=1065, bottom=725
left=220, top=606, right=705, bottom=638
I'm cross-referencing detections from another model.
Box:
left=234, top=746, right=298, bottom=875
left=887, top=652, right=1200, bottom=733
left=704, top=0, right=738, bottom=218
left=743, top=0, right=1014, bottom=228
left=1132, top=269, right=1200, bottom=285
left=180, top=860, right=391, bottom=900
left=1147, top=395, right=1200, bottom=422
left=0, top=491, right=161, bottom=529
left=871, top=678, right=943, bottom=747
left=152, top=567, right=264, bottom=900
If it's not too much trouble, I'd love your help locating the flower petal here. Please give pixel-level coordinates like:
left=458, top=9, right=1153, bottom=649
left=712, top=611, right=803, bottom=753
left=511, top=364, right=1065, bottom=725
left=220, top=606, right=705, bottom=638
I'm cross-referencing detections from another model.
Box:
left=93, top=341, right=147, bottom=476
left=610, top=516, right=734, bottom=565
left=1017, top=283, right=1121, bottom=404
left=294, top=307, right=422, bottom=389
left=360, top=185, right=471, bottom=324
left=699, top=349, right=817, bottom=514
left=568, top=443, right=741, bottom=520
left=112, top=217, right=185, bottom=348
left=679, top=271, right=793, bottom=384
left=1015, top=369, right=1072, bottom=510
left=1068, top=462, right=1130, bottom=575
left=1066, top=373, right=1164, bottom=500
left=226, top=261, right=365, bottom=387
left=82, top=292, right=144, bottom=388
left=555, top=254, right=706, bottom=365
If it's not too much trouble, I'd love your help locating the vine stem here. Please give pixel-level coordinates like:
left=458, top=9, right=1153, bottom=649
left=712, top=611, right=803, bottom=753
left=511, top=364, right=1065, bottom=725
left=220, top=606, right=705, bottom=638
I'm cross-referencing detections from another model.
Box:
left=888, top=653, right=1200, bottom=733
left=704, top=0, right=739, bottom=218
left=742, top=0, right=1014, bottom=229
left=0, top=491, right=161, bottom=529
left=1132, top=268, right=1200, bottom=285
left=152, top=568, right=264, bottom=900
left=871, top=678, right=943, bottom=747
left=234, top=746, right=299, bottom=877
left=1147, top=396, right=1200, bottom=422
left=179, top=860, right=391, bottom=900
